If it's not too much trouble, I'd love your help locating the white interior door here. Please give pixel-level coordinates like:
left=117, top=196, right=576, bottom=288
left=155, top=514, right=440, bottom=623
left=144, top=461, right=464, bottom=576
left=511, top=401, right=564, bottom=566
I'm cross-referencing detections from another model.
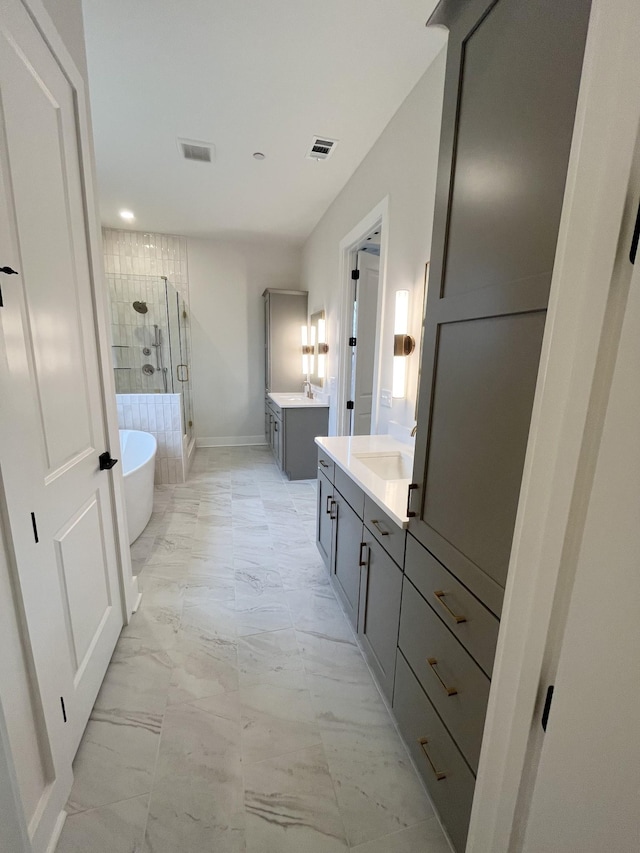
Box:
left=351, top=250, right=379, bottom=435
left=520, top=252, right=640, bottom=852
left=0, top=0, right=123, bottom=767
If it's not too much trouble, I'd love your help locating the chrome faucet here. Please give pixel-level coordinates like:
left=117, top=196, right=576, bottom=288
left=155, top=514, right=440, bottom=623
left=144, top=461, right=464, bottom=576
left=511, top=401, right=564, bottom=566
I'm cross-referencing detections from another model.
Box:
left=302, top=380, right=313, bottom=399
left=411, top=424, right=418, bottom=437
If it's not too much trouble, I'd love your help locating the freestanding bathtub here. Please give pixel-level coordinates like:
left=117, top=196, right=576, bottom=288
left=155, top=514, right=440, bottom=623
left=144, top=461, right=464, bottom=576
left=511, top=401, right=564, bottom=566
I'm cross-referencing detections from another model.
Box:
left=119, top=429, right=157, bottom=544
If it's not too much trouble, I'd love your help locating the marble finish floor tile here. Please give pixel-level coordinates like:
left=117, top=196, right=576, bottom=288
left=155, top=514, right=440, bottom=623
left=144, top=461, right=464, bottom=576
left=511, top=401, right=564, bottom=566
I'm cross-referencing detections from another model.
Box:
left=56, top=795, right=149, bottom=853
left=349, top=818, right=452, bottom=853
left=237, top=627, right=306, bottom=690
left=63, top=447, right=448, bottom=853
left=244, top=744, right=348, bottom=853
left=240, top=683, right=321, bottom=764
left=143, top=693, right=244, bottom=853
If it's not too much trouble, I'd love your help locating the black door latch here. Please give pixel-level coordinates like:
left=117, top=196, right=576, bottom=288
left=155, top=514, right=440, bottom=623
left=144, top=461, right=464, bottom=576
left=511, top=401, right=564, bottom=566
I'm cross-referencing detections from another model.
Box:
left=99, top=451, right=118, bottom=471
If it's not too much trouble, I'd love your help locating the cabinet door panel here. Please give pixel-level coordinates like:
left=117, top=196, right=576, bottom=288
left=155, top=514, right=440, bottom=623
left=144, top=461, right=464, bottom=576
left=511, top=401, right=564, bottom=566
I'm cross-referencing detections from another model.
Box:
left=411, top=0, right=591, bottom=614
left=332, top=494, right=362, bottom=627
left=316, top=470, right=334, bottom=570
left=357, top=537, right=402, bottom=700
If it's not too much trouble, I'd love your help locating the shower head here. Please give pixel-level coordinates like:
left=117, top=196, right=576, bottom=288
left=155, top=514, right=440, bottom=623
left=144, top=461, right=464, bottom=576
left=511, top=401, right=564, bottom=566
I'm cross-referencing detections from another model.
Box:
left=132, top=301, right=148, bottom=314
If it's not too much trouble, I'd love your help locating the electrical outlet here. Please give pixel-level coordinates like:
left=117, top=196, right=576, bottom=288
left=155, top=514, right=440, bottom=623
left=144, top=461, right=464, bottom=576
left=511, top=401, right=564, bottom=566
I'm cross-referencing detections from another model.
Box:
left=380, top=389, right=392, bottom=408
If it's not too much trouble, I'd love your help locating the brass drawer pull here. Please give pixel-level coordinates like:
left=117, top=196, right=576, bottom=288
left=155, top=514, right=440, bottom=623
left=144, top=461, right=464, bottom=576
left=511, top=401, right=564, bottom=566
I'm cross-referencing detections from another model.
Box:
left=418, top=737, right=446, bottom=781
left=433, top=590, right=467, bottom=624
left=319, top=459, right=330, bottom=468
left=371, top=519, right=390, bottom=536
left=427, top=657, right=458, bottom=696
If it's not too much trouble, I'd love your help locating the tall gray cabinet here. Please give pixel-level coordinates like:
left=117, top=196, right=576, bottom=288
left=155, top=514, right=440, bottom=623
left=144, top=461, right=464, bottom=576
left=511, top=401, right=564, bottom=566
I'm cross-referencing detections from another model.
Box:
left=394, top=0, right=592, bottom=850
left=263, top=289, right=308, bottom=393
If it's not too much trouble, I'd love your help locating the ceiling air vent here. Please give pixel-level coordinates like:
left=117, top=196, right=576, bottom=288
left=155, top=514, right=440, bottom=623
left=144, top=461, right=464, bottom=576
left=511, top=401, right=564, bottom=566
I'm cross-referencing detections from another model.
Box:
left=306, top=136, right=338, bottom=161
left=178, top=138, right=214, bottom=163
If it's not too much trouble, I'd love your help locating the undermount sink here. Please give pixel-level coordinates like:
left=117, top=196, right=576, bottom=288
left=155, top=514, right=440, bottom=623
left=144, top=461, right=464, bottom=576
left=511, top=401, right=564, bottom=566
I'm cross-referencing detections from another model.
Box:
left=353, top=451, right=413, bottom=480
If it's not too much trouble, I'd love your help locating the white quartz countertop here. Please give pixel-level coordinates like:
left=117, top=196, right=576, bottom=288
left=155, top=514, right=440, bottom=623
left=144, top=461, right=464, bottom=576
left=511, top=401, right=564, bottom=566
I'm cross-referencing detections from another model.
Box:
left=268, top=392, right=329, bottom=409
left=315, top=435, right=414, bottom=528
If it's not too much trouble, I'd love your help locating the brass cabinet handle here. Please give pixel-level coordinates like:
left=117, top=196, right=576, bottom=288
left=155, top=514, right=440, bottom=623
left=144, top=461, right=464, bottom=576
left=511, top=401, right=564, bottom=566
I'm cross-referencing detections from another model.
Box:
left=433, top=590, right=467, bottom=624
left=418, top=737, right=446, bottom=781
left=371, top=519, right=390, bottom=536
left=358, top=541, right=368, bottom=567
left=427, top=657, right=458, bottom=696
left=319, top=459, right=330, bottom=468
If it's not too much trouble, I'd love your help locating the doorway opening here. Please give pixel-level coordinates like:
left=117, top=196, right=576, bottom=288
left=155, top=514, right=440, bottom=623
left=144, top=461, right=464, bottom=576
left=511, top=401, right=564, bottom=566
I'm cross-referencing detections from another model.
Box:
left=337, top=198, right=389, bottom=436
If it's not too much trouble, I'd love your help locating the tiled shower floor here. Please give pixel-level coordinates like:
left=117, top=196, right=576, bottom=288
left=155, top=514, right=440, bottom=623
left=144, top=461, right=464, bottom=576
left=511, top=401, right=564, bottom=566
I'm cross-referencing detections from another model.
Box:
left=56, top=447, right=451, bottom=853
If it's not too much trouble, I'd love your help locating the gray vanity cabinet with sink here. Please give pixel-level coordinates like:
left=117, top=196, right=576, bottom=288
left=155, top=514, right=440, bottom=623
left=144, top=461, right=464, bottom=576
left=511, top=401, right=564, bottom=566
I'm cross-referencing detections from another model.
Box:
left=266, top=396, right=328, bottom=480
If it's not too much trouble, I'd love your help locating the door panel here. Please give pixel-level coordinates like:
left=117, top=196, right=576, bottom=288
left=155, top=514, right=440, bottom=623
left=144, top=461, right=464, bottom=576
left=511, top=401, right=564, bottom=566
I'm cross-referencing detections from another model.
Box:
left=0, top=0, right=123, bottom=765
left=54, top=495, right=112, bottom=676
left=353, top=251, right=379, bottom=435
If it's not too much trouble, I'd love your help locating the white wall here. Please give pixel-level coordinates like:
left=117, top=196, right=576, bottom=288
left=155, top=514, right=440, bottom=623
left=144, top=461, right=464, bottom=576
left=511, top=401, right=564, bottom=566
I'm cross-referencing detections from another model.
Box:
left=188, top=238, right=302, bottom=444
left=302, top=47, right=446, bottom=436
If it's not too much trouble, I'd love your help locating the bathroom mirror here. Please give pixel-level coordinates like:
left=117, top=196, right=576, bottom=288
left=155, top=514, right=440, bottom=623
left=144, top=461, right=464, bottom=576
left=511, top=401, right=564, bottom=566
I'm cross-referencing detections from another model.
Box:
left=309, top=309, right=327, bottom=388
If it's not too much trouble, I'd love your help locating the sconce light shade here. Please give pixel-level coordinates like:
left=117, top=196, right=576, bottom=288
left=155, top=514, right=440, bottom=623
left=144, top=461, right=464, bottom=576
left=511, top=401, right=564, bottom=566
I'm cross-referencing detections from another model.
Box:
left=393, top=290, right=413, bottom=399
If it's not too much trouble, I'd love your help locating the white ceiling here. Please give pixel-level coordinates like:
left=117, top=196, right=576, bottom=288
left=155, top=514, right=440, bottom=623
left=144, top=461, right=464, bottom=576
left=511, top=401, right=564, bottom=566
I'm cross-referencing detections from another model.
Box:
left=82, top=0, right=444, bottom=244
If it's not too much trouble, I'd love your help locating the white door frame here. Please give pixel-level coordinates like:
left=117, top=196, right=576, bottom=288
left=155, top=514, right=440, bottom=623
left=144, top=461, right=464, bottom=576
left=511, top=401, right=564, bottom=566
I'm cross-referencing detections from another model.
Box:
left=467, top=1, right=640, bottom=849
left=337, top=197, right=389, bottom=436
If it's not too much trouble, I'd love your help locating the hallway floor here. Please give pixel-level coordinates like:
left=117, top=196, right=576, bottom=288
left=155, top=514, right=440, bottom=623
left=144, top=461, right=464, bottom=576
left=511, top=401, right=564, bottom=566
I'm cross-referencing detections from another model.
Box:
left=56, top=447, right=451, bottom=853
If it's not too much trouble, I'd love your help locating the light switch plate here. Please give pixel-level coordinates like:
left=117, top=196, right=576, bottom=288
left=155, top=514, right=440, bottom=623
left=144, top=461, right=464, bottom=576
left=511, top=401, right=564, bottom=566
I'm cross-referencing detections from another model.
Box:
left=380, top=389, right=392, bottom=408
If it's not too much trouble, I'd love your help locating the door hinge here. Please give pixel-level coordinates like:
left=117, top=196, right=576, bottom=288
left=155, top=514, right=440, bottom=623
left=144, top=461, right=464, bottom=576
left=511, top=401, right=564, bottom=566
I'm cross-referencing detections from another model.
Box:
left=630, top=198, right=640, bottom=264
left=60, top=696, right=67, bottom=723
left=349, top=336, right=357, bottom=347
left=30, top=512, right=39, bottom=543
left=541, top=684, right=554, bottom=731
left=346, top=400, right=354, bottom=410
left=0, top=266, right=19, bottom=308
left=351, top=269, right=360, bottom=280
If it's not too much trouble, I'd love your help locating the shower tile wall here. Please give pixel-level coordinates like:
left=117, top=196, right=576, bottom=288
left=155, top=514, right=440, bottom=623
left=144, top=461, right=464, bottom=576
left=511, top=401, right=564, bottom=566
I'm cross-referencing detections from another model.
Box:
left=116, top=393, right=186, bottom=484
left=103, top=229, right=189, bottom=301
left=109, top=274, right=170, bottom=394
left=104, top=228, right=195, bottom=451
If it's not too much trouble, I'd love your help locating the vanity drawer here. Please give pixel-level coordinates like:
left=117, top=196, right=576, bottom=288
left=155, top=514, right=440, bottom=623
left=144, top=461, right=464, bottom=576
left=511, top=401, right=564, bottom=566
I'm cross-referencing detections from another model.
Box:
left=399, top=578, right=490, bottom=773
left=334, top=466, right=365, bottom=518
left=316, top=448, right=334, bottom=482
left=405, top=535, right=499, bottom=677
left=364, top=495, right=406, bottom=567
left=269, top=400, right=283, bottom=420
left=393, top=651, right=475, bottom=853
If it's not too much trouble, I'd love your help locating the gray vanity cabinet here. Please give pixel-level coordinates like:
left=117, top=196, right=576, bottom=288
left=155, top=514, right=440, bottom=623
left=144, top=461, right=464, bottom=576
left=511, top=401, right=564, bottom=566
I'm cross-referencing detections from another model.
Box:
left=332, top=490, right=363, bottom=628
left=357, top=534, right=402, bottom=701
left=267, top=399, right=328, bottom=480
left=316, top=469, right=334, bottom=569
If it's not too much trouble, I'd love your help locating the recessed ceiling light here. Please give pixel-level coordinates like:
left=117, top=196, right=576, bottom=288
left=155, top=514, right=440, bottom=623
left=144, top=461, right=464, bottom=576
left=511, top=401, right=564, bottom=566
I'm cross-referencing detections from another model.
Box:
left=253, top=152, right=265, bottom=160
left=119, top=209, right=135, bottom=221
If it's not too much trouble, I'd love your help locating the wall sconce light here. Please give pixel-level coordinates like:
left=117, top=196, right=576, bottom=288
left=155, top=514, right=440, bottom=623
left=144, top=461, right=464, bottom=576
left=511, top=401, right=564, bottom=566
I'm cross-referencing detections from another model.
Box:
left=392, top=290, right=415, bottom=398
left=316, top=316, right=328, bottom=379
left=301, top=325, right=312, bottom=375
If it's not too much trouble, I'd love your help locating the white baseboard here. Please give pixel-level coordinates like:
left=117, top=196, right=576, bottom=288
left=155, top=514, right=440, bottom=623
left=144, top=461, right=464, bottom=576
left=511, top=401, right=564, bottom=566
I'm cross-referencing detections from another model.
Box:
left=44, top=811, right=66, bottom=853
left=196, top=436, right=267, bottom=448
